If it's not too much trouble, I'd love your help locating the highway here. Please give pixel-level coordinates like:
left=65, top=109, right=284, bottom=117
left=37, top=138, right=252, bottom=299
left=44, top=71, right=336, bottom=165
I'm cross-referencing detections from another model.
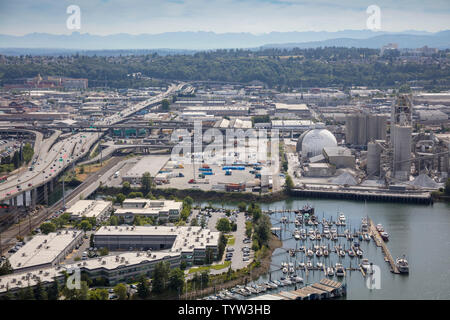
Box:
left=0, top=83, right=181, bottom=203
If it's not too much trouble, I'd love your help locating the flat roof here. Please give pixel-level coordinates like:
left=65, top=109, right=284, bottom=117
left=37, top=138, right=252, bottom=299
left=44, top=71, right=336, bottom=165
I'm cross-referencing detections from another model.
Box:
left=124, top=155, right=170, bottom=178
left=66, top=200, right=111, bottom=219
left=275, top=103, right=309, bottom=111
left=9, top=230, right=82, bottom=271
left=95, top=225, right=220, bottom=253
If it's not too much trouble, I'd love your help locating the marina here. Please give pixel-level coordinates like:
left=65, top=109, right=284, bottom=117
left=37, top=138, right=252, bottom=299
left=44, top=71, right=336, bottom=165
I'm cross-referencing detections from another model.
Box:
left=198, top=199, right=450, bottom=300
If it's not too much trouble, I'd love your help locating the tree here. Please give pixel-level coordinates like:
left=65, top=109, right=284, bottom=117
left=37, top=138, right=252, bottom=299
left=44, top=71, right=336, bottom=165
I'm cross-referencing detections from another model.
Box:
left=12, top=151, right=21, bottom=169
left=34, top=280, right=48, bottom=300
left=238, top=202, right=247, bottom=212
left=79, top=220, right=92, bottom=232
left=183, top=196, right=193, bottom=206
left=161, top=99, right=170, bottom=111
left=137, top=275, right=151, bottom=299
left=115, top=193, right=126, bottom=204
left=141, top=172, right=152, bottom=194
left=109, top=215, right=119, bottom=226
left=22, top=143, right=34, bottom=163
left=190, top=217, right=198, bottom=226
left=99, top=247, right=109, bottom=256
left=168, top=268, right=185, bottom=294
left=88, top=288, right=109, bottom=300
left=151, top=261, right=170, bottom=294
left=40, top=222, right=56, bottom=234
left=284, top=174, right=294, bottom=192
left=255, top=214, right=271, bottom=247
left=114, top=283, right=128, bottom=300
left=0, top=258, right=13, bottom=276
left=216, top=218, right=231, bottom=232
left=122, top=181, right=131, bottom=194
left=46, top=278, right=60, bottom=300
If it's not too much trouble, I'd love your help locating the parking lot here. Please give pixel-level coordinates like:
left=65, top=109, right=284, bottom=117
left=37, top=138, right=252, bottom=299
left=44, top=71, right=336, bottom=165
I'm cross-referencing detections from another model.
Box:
left=196, top=207, right=254, bottom=273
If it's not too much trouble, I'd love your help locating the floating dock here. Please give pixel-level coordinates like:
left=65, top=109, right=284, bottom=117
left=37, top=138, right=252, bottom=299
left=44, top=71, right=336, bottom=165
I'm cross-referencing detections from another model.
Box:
left=368, top=218, right=400, bottom=274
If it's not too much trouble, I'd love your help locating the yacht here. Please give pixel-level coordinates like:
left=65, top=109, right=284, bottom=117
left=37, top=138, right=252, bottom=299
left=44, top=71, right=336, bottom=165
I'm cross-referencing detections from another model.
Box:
left=306, top=260, right=313, bottom=269
left=348, top=249, right=355, bottom=257
left=360, top=258, right=370, bottom=271
left=294, top=232, right=301, bottom=241
left=338, top=213, right=346, bottom=225
left=396, top=256, right=409, bottom=274
left=316, top=248, right=322, bottom=257
left=376, top=224, right=384, bottom=232
left=335, top=263, right=345, bottom=277
left=316, top=232, right=322, bottom=240
left=307, top=249, right=314, bottom=257
left=309, top=233, right=316, bottom=241
left=332, top=233, right=338, bottom=241
left=356, top=248, right=363, bottom=257
left=317, top=261, right=323, bottom=269
left=323, top=248, right=329, bottom=257
left=380, top=231, right=389, bottom=241
left=327, top=267, right=334, bottom=277
left=290, top=275, right=303, bottom=283
left=282, top=267, right=288, bottom=274
left=298, top=261, right=305, bottom=270
left=364, top=233, right=371, bottom=241
left=339, top=249, right=346, bottom=257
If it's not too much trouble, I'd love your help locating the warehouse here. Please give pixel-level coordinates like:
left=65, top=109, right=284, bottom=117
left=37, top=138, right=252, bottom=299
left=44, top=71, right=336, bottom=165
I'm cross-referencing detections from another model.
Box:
left=114, top=199, right=183, bottom=222
left=8, top=230, right=83, bottom=273
left=66, top=200, right=112, bottom=222
left=93, top=225, right=220, bottom=264
left=122, top=155, right=170, bottom=185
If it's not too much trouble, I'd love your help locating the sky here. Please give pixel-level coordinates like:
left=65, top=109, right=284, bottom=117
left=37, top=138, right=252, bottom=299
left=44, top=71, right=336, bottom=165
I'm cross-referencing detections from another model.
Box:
left=0, top=0, right=449, bottom=35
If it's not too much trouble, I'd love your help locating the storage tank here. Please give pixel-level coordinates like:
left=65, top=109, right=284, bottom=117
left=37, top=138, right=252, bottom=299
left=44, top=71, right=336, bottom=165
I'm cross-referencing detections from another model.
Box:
left=367, top=142, right=381, bottom=177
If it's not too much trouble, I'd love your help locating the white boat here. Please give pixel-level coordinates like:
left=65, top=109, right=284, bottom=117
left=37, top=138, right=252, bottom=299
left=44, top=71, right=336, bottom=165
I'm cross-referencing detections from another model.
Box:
left=364, top=233, right=371, bottom=241
left=376, top=224, right=384, bottom=232
left=335, top=263, right=345, bottom=277
left=316, top=262, right=323, bottom=269
left=307, top=249, right=314, bottom=257
left=361, top=258, right=370, bottom=271
left=396, top=256, right=409, bottom=274
left=309, top=233, right=316, bottom=241
left=282, top=267, right=288, bottom=273
left=290, top=275, right=303, bottom=283
left=339, top=213, right=346, bottom=223
left=327, top=267, right=334, bottom=277
left=298, top=262, right=305, bottom=269
left=306, top=260, right=313, bottom=269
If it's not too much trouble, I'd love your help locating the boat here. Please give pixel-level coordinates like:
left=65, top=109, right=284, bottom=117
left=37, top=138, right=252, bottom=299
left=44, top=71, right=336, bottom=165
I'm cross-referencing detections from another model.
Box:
left=348, top=249, right=355, bottom=257
left=282, top=267, right=288, bottom=274
left=376, top=224, right=384, bottom=232
left=380, top=231, right=389, bottom=241
left=356, top=249, right=363, bottom=257
left=335, top=263, right=345, bottom=277
left=338, top=213, right=346, bottom=225
left=339, top=249, right=346, bottom=257
left=316, top=248, right=322, bottom=257
left=364, top=233, right=371, bottom=241
left=332, top=233, right=338, bottom=241
left=306, top=260, right=313, bottom=269
left=295, top=219, right=300, bottom=226
left=290, top=275, right=303, bottom=283
left=301, top=233, right=307, bottom=240
left=309, top=233, right=316, bottom=241
left=294, top=233, right=301, bottom=241
left=300, top=204, right=314, bottom=214
left=323, top=248, right=329, bottom=256
left=307, top=249, right=314, bottom=257
left=316, top=233, right=322, bottom=240
left=298, top=261, right=305, bottom=269
left=396, top=256, right=409, bottom=274
left=316, top=261, right=323, bottom=269
left=360, top=258, right=370, bottom=271
left=327, top=267, right=334, bottom=277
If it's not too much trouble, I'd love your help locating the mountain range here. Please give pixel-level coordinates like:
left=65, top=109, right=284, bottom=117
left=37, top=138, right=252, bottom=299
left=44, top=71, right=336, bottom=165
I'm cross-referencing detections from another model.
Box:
left=0, top=30, right=449, bottom=53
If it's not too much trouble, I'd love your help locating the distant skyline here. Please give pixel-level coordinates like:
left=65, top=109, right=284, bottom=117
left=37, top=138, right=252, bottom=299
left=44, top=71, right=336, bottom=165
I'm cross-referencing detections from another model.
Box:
left=0, top=0, right=449, bottom=36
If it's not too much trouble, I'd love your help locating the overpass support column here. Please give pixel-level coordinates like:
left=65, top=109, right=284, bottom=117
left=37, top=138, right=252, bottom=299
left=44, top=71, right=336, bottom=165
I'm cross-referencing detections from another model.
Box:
left=23, top=191, right=27, bottom=208
left=44, top=183, right=49, bottom=205
left=13, top=196, right=17, bottom=208
left=31, top=188, right=37, bottom=210
left=49, top=179, right=54, bottom=193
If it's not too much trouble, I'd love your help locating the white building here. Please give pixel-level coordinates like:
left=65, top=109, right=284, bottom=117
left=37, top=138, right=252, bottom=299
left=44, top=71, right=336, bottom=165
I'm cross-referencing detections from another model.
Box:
left=66, top=200, right=112, bottom=221
left=115, top=199, right=183, bottom=223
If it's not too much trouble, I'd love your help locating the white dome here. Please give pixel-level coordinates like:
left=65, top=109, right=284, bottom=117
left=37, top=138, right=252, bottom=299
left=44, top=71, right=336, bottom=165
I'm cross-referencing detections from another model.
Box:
left=300, top=129, right=337, bottom=158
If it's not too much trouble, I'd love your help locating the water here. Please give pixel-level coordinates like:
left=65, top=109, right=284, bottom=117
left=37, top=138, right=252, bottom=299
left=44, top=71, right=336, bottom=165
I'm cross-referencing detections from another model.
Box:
left=197, top=199, right=450, bottom=300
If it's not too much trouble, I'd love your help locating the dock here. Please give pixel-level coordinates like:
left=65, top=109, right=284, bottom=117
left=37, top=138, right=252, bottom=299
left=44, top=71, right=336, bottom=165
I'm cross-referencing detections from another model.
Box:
left=368, top=218, right=400, bottom=274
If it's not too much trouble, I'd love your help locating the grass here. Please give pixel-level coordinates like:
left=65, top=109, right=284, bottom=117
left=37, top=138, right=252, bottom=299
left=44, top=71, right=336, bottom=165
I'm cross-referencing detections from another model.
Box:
left=188, top=261, right=231, bottom=274
left=226, top=236, right=235, bottom=246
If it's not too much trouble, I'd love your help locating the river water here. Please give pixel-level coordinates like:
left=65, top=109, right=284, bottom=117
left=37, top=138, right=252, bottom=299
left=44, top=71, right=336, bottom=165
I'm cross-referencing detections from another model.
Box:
left=197, top=198, right=450, bottom=300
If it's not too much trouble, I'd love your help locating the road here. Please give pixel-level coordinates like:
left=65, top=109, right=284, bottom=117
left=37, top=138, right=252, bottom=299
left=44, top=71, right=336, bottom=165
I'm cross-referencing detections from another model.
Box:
left=0, top=156, right=126, bottom=254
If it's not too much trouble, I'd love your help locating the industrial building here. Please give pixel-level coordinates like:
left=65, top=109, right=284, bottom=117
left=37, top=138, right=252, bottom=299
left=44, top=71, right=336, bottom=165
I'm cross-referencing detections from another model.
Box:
left=8, top=230, right=83, bottom=273
left=273, top=103, right=311, bottom=119
left=93, top=225, right=220, bottom=264
left=297, top=125, right=338, bottom=159
left=114, top=199, right=183, bottom=222
left=122, top=155, right=170, bottom=185
left=66, top=200, right=112, bottom=221
left=345, top=113, right=387, bottom=146
left=303, top=163, right=336, bottom=177
left=323, top=146, right=355, bottom=169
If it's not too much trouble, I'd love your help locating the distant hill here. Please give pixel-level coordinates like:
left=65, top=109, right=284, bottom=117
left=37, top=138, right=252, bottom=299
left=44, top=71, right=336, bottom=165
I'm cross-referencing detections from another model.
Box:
left=0, top=30, right=448, bottom=52
left=262, top=31, right=450, bottom=49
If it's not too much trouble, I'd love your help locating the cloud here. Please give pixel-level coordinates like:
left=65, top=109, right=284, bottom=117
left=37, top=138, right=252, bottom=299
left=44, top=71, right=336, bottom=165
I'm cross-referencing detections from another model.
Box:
left=0, top=0, right=449, bottom=35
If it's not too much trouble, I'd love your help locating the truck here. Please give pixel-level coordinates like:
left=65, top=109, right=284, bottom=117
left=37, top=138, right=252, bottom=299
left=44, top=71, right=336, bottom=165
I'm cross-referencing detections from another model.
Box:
left=202, top=164, right=210, bottom=169
left=226, top=183, right=246, bottom=192
left=225, top=170, right=232, bottom=176
left=114, top=171, right=120, bottom=178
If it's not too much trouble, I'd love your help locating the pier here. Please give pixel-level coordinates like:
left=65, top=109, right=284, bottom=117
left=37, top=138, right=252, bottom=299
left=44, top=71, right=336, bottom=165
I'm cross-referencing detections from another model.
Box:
left=291, top=188, right=432, bottom=204
left=368, top=218, right=400, bottom=274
